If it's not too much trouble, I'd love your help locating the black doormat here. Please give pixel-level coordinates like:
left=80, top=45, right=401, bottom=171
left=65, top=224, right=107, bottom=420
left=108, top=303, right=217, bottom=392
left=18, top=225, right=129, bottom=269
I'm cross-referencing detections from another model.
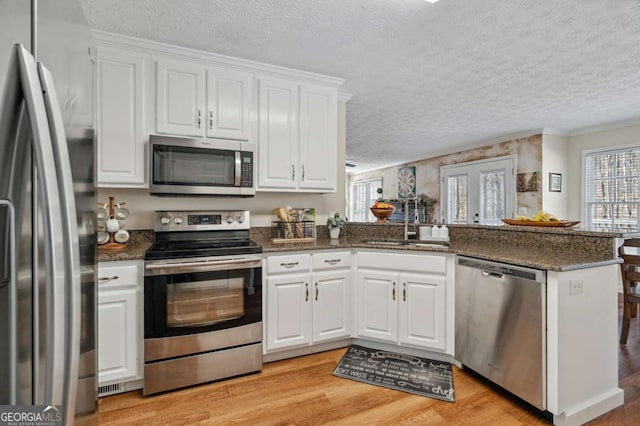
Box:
left=332, top=345, right=455, bottom=402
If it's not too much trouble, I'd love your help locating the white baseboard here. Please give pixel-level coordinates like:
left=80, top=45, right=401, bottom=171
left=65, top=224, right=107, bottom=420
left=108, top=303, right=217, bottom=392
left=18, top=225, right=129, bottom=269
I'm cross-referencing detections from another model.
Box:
left=553, top=388, right=624, bottom=426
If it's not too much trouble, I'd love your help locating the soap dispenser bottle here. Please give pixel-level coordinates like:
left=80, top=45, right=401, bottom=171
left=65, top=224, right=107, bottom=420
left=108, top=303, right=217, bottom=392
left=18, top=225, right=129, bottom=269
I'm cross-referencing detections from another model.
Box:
left=440, top=220, right=449, bottom=239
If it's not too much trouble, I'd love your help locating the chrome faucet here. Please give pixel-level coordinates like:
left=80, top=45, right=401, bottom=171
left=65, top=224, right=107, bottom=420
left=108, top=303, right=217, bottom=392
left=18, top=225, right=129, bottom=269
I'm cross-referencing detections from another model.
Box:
left=404, top=194, right=419, bottom=240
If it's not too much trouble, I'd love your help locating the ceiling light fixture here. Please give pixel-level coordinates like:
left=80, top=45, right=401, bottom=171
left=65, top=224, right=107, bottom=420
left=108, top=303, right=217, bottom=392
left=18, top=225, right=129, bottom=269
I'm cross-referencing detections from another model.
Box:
left=424, top=0, right=441, bottom=3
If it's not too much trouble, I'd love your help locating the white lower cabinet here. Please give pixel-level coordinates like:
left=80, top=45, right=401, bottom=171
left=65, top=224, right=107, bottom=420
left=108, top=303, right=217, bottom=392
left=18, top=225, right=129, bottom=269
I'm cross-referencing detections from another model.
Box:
left=356, top=252, right=450, bottom=352
left=97, top=261, right=143, bottom=389
left=265, top=252, right=351, bottom=352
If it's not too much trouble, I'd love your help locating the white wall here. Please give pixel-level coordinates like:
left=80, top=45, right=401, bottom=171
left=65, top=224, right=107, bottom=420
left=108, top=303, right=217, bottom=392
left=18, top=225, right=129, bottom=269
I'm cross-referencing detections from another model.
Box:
left=541, top=133, right=569, bottom=219
left=566, top=122, right=640, bottom=220
left=98, top=103, right=347, bottom=229
left=348, top=134, right=543, bottom=222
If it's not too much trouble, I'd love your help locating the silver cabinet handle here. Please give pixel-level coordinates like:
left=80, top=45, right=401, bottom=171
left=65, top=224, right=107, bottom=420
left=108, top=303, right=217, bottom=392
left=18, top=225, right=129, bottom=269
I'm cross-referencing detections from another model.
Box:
left=392, top=282, right=396, bottom=301
left=403, top=283, right=406, bottom=302
left=324, top=259, right=341, bottom=265
left=197, top=109, right=202, bottom=128
left=292, top=164, right=295, bottom=181
left=98, top=275, right=119, bottom=282
left=209, top=110, right=213, bottom=130
left=302, top=164, right=305, bottom=181
left=305, top=282, right=309, bottom=302
left=315, top=282, right=318, bottom=301
left=280, top=262, right=299, bottom=268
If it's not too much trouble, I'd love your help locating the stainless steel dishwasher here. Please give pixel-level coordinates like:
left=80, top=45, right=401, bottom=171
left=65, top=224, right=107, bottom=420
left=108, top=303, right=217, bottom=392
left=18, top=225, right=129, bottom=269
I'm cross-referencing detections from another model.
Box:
left=455, top=256, right=547, bottom=410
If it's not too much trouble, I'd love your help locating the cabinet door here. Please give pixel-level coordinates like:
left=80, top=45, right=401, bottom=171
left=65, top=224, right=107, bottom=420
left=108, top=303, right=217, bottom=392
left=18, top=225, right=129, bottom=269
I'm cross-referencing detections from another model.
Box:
left=356, top=269, right=398, bottom=343
left=266, top=273, right=313, bottom=351
left=299, top=85, right=337, bottom=191
left=156, top=58, right=205, bottom=137
left=98, top=287, right=138, bottom=384
left=96, top=48, right=147, bottom=185
left=206, top=68, right=251, bottom=140
left=398, top=272, right=446, bottom=350
left=313, top=270, right=350, bottom=343
left=258, top=77, right=299, bottom=189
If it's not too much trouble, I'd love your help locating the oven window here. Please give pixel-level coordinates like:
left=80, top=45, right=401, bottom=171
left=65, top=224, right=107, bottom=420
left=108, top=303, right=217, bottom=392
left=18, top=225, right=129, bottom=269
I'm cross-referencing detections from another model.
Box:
left=153, top=145, right=235, bottom=186
left=166, top=277, right=244, bottom=328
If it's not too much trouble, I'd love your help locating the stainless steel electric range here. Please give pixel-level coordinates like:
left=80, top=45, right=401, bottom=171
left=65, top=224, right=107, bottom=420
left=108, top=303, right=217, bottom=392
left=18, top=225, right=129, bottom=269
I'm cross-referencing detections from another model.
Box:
left=143, top=210, right=262, bottom=395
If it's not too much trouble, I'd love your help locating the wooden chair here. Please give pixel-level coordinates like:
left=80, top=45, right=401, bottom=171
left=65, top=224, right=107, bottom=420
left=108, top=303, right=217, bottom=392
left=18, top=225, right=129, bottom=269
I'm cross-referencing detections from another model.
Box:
left=618, top=239, right=640, bottom=344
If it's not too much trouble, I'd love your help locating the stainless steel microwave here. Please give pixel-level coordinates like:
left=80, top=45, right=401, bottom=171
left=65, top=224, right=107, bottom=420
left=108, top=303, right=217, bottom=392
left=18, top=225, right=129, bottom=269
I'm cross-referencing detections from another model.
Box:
left=150, top=135, right=255, bottom=196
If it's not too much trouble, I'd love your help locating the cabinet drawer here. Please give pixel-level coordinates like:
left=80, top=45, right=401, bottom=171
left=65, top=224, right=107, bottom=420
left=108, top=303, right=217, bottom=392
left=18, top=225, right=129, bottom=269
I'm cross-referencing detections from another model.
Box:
left=98, top=263, right=140, bottom=287
left=357, top=252, right=447, bottom=274
left=312, top=251, right=351, bottom=270
left=267, top=254, right=311, bottom=274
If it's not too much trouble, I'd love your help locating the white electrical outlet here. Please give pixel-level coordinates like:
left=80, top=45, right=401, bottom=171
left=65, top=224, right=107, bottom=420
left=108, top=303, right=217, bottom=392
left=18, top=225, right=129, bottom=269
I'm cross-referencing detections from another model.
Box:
left=569, top=280, right=584, bottom=295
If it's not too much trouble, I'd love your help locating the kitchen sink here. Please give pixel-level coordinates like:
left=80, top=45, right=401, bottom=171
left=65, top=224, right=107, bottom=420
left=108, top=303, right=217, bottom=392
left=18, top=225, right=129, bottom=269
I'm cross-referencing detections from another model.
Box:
left=408, top=243, right=448, bottom=248
left=363, top=240, right=405, bottom=246
left=362, top=239, right=448, bottom=249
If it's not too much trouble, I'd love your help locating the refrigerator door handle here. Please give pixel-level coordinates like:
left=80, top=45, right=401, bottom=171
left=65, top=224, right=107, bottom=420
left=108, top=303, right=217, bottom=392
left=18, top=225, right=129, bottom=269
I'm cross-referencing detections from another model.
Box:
left=0, top=200, right=17, bottom=404
left=38, top=63, right=82, bottom=423
left=16, top=44, right=67, bottom=407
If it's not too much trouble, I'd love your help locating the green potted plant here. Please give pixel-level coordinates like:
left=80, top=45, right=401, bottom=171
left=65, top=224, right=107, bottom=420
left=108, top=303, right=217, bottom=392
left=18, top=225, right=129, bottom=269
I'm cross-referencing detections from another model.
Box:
left=326, top=212, right=345, bottom=239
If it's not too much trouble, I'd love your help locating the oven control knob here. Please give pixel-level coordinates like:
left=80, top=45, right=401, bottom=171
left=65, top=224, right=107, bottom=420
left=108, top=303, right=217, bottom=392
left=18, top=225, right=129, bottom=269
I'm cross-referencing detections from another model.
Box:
left=236, top=215, right=244, bottom=224
left=160, top=216, right=171, bottom=225
left=226, top=215, right=234, bottom=224
left=174, top=216, right=183, bottom=225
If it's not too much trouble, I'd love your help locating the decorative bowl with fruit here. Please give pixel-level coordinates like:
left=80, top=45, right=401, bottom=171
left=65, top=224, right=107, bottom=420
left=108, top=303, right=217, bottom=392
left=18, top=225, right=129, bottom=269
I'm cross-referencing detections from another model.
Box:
left=370, top=202, right=395, bottom=223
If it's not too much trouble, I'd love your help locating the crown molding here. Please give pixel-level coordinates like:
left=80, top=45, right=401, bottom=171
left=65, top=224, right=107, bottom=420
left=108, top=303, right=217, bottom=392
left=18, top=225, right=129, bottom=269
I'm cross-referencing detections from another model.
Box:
left=567, top=118, right=640, bottom=137
left=92, top=30, right=345, bottom=87
left=338, top=92, right=353, bottom=103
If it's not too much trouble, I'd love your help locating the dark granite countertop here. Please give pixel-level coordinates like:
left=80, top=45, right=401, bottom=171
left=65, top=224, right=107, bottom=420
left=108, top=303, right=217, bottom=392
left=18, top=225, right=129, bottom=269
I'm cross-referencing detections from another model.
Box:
left=256, top=236, right=620, bottom=271
left=97, top=230, right=153, bottom=262
left=98, top=226, right=622, bottom=272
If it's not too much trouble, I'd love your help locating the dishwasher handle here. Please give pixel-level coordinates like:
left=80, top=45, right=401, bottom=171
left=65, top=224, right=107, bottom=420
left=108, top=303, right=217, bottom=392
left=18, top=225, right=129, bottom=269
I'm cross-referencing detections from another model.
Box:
left=457, top=256, right=545, bottom=283
left=481, top=270, right=503, bottom=279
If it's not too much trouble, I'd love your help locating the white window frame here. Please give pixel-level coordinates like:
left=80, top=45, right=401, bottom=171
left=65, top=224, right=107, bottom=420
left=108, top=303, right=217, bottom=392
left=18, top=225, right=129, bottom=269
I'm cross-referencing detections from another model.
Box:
left=440, top=155, right=516, bottom=225
left=349, top=178, right=383, bottom=222
left=582, top=144, right=640, bottom=229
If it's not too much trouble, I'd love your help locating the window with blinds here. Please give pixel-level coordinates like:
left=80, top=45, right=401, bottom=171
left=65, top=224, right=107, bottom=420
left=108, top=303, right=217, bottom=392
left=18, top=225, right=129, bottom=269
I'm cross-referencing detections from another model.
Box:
left=584, top=148, right=640, bottom=229
left=350, top=179, right=382, bottom=222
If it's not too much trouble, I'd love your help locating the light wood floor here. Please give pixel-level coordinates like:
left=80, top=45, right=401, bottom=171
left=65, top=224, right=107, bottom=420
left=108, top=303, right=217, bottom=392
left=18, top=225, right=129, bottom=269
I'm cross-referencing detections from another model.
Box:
left=99, top=303, right=640, bottom=425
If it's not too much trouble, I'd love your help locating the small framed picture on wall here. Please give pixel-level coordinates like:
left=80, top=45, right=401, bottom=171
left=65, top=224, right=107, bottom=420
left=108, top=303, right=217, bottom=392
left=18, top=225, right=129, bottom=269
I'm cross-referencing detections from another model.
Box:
left=549, top=173, right=562, bottom=192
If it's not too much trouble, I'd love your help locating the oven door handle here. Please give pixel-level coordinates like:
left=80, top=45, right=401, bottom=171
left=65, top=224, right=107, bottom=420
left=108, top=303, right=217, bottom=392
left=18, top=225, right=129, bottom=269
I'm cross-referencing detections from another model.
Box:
left=145, top=257, right=262, bottom=275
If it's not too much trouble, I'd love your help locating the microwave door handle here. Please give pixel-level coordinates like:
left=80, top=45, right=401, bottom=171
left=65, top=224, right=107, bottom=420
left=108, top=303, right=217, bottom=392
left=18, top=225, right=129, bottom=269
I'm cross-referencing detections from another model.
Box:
left=235, top=151, right=241, bottom=186
left=38, top=62, right=82, bottom=421
left=16, top=44, right=67, bottom=407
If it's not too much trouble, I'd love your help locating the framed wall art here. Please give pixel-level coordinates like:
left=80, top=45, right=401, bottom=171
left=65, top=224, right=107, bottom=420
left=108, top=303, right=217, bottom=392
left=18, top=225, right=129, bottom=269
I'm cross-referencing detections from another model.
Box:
left=516, top=171, right=539, bottom=192
left=397, top=166, right=416, bottom=198
left=549, top=173, right=562, bottom=192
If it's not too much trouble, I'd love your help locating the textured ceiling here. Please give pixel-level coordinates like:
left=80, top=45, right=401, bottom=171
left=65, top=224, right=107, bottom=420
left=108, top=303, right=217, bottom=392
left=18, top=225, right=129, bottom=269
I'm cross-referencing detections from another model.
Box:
left=80, top=0, right=640, bottom=173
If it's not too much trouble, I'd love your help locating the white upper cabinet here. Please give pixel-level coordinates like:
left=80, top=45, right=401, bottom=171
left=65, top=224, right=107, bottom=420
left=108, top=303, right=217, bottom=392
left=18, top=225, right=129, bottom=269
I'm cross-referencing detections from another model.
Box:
left=299, top=85, right=337, bottom=191
left=96, top=47, right=147, bottom=186
left=206, top=67, right=251, bottom=140
left=156, top=58, right=206, bottom=137
left=258, top=77, right=299, bottom=189
left=156, top=58, right=252, bottom=141
left=258, top=78, right=338, bottom=192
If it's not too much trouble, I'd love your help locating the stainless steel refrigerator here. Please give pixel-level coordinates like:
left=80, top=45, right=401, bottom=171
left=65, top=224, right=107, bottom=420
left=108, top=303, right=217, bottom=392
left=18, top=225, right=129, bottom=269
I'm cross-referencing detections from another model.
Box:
left=0, top=0, right=97, bottom=424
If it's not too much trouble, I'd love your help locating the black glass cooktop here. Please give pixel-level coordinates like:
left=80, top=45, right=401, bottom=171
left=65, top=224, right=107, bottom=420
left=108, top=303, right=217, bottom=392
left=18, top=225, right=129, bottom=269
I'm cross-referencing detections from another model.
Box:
left=144, top=232, right=262, bottom=261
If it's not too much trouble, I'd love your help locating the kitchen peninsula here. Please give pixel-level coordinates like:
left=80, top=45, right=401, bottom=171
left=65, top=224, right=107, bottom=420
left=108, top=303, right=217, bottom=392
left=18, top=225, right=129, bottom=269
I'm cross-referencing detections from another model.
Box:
left=98, top=223, right=629, bottom=426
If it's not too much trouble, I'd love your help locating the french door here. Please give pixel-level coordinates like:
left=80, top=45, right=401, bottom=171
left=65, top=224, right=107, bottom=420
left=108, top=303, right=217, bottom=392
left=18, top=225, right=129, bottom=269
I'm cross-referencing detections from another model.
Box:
left=441, top=156, right=516, bottom=225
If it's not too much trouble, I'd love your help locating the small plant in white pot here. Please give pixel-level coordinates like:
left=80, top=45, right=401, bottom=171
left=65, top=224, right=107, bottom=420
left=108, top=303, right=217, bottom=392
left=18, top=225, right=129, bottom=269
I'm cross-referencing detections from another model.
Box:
left=326, top=213, right=345, bottom=239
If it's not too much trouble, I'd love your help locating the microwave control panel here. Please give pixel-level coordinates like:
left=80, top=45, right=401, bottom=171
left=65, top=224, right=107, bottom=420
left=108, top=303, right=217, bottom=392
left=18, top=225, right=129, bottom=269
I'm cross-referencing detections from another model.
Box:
left=240, top=152, right=253, bottom=187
